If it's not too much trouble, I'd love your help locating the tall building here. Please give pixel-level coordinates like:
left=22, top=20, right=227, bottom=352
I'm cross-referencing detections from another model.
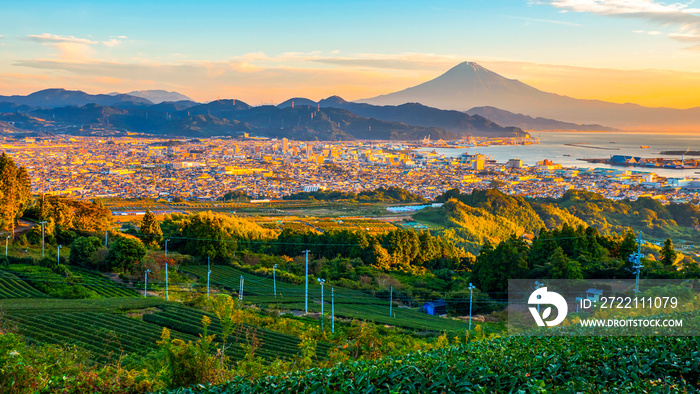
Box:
left=282, top=138, right=289, bottom=154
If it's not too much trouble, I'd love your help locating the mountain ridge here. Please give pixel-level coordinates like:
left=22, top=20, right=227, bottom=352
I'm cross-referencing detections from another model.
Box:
left=110, top=90, right=194, bottom=104
left=466, top=106, right=617, bottom=132
left=0, top=88, right=153, bottom=108
left=278, top=95, right=528, bottom=138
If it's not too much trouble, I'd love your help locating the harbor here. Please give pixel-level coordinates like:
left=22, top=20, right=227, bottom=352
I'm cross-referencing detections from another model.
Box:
left=580, top=155, right=700, bottom=170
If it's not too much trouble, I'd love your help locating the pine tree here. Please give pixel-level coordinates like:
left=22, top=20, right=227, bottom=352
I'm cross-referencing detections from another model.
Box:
left=618, top=229, right=638, bottom=260
left=660, top=238, right=677, bottom=266
left=140, top=209, right=163, bottom=248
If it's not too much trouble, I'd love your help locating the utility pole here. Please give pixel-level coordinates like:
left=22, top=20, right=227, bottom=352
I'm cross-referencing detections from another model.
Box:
left=468, top=283, right=476, bottom=331
left=165, top=239, right=170, bottom=301
left=5, top=235, right=10, bottom=256
left=304, top=250, right=310, bottom=314
left=105, top=231, right=108, bottom=247
left=318, top=278, right=325, bottom=332
left=144, top=269, right=151, bottom=298
left=239, top=275, right=244, bottom=302
left=207, top=257, right=211, bottom=299
left=57, top=245, right=62, bottom=265
left=389, top=286, right=393, bottom=317
left=331, top=287, right=335, bottom=333
left=40, top=221, right=47, bottom=257
left=628, top=231, right=644, bottom=293
left=273, top=264, right=277, bottom=299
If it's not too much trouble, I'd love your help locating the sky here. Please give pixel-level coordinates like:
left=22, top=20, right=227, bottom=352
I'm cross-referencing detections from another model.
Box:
left=1, top=0, right=700, bottom=108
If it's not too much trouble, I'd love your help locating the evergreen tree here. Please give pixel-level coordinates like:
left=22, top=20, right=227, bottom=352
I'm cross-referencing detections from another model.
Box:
left=0, top=152, right=32, bottom=233
left=618, top=229, right=638, bottom=260
left=141, top=209, right=163, bottom=248
left=660, top=238, right=677, bottom=266
left=550, top=247, right=583, bottom=279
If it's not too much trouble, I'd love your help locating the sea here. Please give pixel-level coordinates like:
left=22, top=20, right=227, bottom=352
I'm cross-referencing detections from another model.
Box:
left=420, top=132, right=700, bottom=179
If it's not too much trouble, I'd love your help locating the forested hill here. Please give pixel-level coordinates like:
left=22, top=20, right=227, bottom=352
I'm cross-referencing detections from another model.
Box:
left=416, top=188, right=700, bottom=253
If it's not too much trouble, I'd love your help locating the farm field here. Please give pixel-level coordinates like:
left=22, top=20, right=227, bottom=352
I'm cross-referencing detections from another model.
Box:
left=3, top=297, right=326, bottom=363
left=0, top=270, right=49, bottom=299
left=163, top=324, right=700, bottom=393
left=1, top=264, right=139, bottom=298
left=144, top=305, right=333, bottom=361
left=9, top=311, right=199, bottom=362
left=181, top=264, right=469, bottom=332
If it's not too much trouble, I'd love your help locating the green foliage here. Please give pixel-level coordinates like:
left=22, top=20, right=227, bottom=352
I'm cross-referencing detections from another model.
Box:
left=70, top=236, right=103, bottom=267
left=426, top=188, right=700, bottom=254
left=221, top=190, right=251, bottom=202
left=156, top=319, right=218, bottom=389
left=284, top=186, right=427, bottom=203
left=274, top=227, right=465, bottom=274
left=162, top=333, right=700, bottom=393
left=106, top=237, right=147, bottom=273
left=661, top=238, right=678, bottom=266
left=0, top=269, right=48, bottom=299
left=26, top=195, right=112, bottom=233
left=471, top=236, right=529, bottom=294
left=0, top=333, right=157, bottom=393
left=549, top=247, right=583, bottom=279
left=0, top=152, right=31, bottom=233
left=141, top=209, right=163, bottom=249
left=163, top=211, right=275, bottom=261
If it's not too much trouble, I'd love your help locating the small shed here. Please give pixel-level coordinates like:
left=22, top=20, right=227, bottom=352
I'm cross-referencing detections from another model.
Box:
left=585, top=288, right=604, bottom=302
left=423, top=299, right=448, bottom=316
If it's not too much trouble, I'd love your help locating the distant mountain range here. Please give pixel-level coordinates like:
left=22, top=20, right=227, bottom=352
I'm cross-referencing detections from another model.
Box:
left=0, top=89, right=526, bottom=140
left=110, top=90, right=193, bottom=104
left=0, top=88, right=153, bottom=108
left=359, top=62, right=700, bottom=131
left=278, top=96, right=527, bottom=138
left=466, top=106, right=616, bottom=132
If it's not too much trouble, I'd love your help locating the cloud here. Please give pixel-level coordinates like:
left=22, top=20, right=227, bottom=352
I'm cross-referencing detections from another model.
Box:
left=307, top=52, right=462, bottom=71
left=539, top=0, right=700, bottom=48
left=102, top=39, right=122, bottom=47
left=670, top=32, right=700, bottom=41
left=501, top=14, right=583, bottom=26
left=24, top=33, right=98, bottom=45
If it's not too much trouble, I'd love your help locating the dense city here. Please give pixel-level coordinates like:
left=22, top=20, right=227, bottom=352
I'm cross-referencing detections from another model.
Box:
left=1, top=136, right=698, bottom=203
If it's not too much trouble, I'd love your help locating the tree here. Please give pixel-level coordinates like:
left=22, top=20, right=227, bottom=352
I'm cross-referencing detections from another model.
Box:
left=0, top=152, right=32, bottom=233
left=618, top=229, right=638, bottom=260
left=472, top=236, right=529, bottom=294
left=141, top=209, right=163, bottom=248
left=69, top=236, right=103, bottom=267
left=550, top=247, right=583, bottom=279
left=105, top=237, right=147, bottom=272
left=660, top=238, right=677, bottom=266
left=28, top=195, right=112, bottom=232
left=222, top=190, right=250, bottom=202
